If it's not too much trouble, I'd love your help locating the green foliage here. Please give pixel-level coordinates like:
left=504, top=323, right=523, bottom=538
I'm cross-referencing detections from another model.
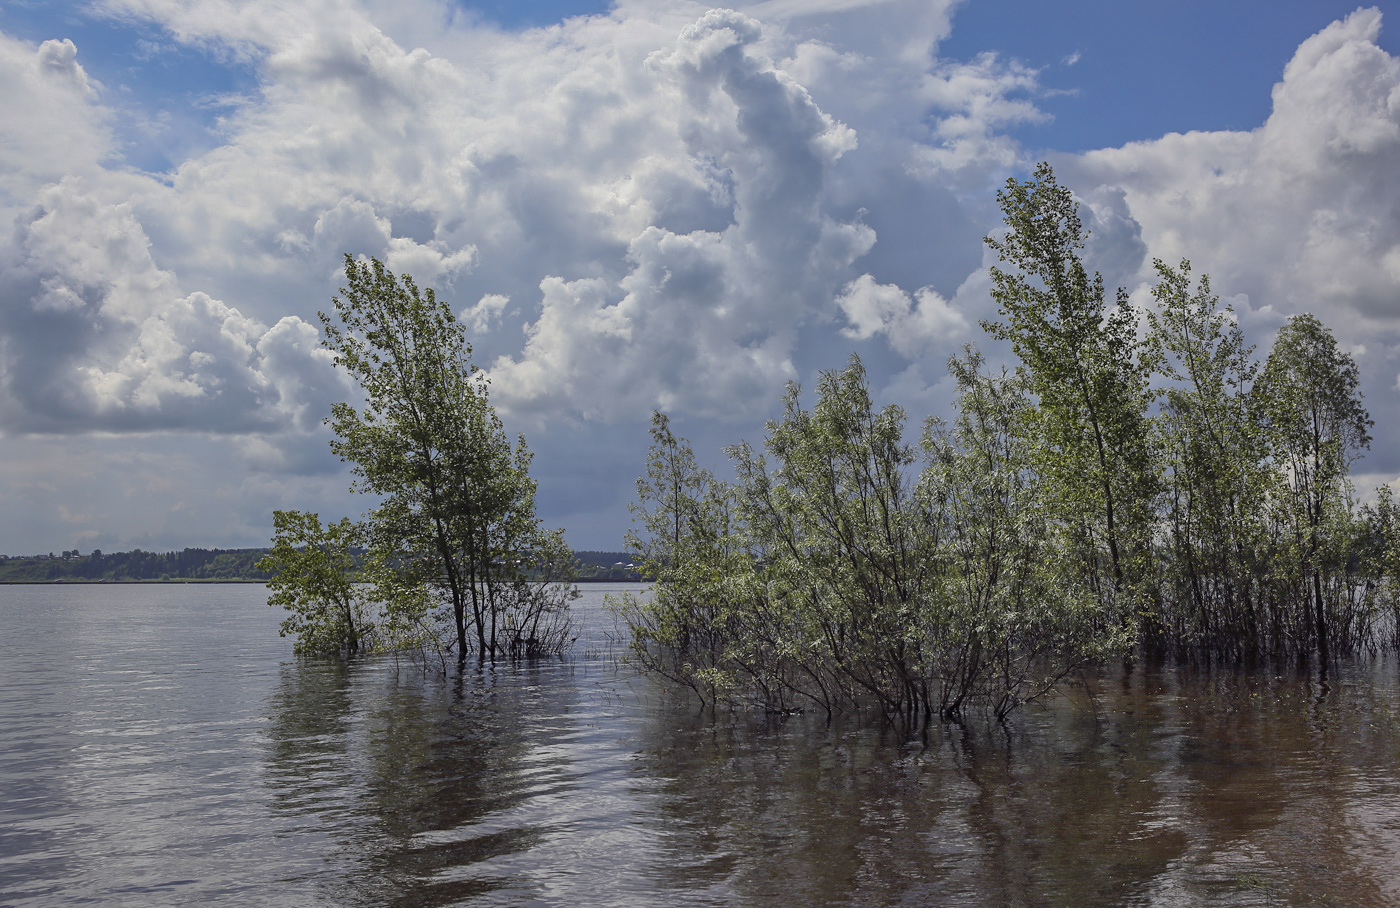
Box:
left=259, top=512, right=367, bottom=655
left=731, top=357, right=938, bottom=716
left=0, top=548, right=274, bottom=583
left=922, top=349, right=1128, bottom=718
left=1360, top=486, right=1400, bottom=650
left=620, top=357, right=1129, bottom=721
left=268, top=255, right=575, bottom=660
left=1144, top=259, right=1273, bottom=652
left=617, top=162, right=1400, bottom=723
left=1256, top=313, right=1374, bottom=660
left=984, top=162, right=1157, bottom=619
left=572, top=552, right=642, bottom=580
left=1139, top=266, right=1386, bottom=660
left=612, top=412, right=748, bottom=704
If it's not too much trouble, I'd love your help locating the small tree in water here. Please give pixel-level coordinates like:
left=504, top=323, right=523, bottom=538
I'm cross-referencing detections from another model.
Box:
left=1257, top=313, right=1372, bottom=665
left=263, top=255, right=576, bottom=660
left=983, top=162, right=1158, bottom=631
left=259, top=511, right=367, bottom=656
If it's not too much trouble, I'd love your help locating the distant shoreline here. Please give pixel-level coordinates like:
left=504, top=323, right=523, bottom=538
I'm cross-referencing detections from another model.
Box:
left=1, top=577, right=646, bottom=585
left=0, top=579, right=270, bottom=585
left=0, top=549, right=640, bottom=584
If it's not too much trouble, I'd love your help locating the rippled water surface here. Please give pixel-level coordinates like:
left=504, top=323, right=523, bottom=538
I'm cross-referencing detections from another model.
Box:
left=3, top=583, right=1400, bottom=907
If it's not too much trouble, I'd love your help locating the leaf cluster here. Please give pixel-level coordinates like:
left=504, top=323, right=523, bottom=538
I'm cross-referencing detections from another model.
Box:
left=265, top=256, right=575, bottom=662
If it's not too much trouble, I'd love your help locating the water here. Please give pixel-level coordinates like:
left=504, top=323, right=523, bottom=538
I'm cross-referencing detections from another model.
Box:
left=2, top=583, right=1399, bottom=907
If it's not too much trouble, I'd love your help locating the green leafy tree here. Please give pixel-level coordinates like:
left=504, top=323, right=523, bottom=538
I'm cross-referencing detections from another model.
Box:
left=1361, top=485, right=1400, bottom=650
left=983, top=162, right=1157, bottom=621
left=921, top=348, right=1126, bottom=718
left=1144, top=259, right=1272, bottom=653
left=613, top=412, right=749, bottom=705
left=259, top=511, right=367, bottom=655
left=268, top=255, right=573, bottom=660
left=729, top=356, right=940, bottom=718
left=1257, top=313, right=1372, bottom=663
left=493, top=528, right=581, bottom=658
left=619, top=355, right=1127, bottom=721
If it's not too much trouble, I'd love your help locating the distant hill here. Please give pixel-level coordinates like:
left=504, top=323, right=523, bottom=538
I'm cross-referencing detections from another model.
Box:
left=0, top=547, right=644, bottom=583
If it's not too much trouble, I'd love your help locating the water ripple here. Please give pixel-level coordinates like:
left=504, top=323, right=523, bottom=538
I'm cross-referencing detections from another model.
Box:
left=5, top=584, right=1400, bottom=906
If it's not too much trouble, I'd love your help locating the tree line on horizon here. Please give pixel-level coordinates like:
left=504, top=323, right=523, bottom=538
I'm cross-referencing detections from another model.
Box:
left=0, top=548, right=274, bottom=583
left=611, top=162, right=1398, bottom=723
left=0, top=548, right=639, bottom=585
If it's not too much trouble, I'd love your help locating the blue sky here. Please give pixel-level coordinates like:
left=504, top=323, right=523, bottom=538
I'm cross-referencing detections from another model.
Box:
left=941, top=0, right=1400, bottom=149
left=0, top=1, right=250, bottom=173
left=1, top=0, right=1399, bottom=554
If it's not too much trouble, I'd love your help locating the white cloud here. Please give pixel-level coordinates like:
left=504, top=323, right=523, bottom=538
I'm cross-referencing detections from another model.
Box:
left=1063, top=8, right=1400, bottom=333
left=484, top=8, right=879, bottom=422
left=0, top=33, right=114, bottom=211
left=836, top=273, right=969, bottom=358
left=2, top=0, right=1396, bottom=552
left=460, top=293, right=510, bottom=334
left=1059, top=6, right=1400, bottom=477
left=0, top=179, right=344, bottom=434
left=912, top=51, right=1045, bottom=183
left=2, top=0, right=1048, bottom=430
left=0, top=0, right=1060, bottom=549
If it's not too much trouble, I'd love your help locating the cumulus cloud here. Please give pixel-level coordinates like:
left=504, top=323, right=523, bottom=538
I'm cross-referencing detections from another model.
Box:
left=0, top=179, right=344, bottom=434
left=2, top=0, right=1397, bottom=552
left=485, top=9, right=875, bottom=421
left=0, top=33, right=114, bottom=211
left=15, top=0, right=1047, bottom=426
left=0, top=0, right=1110, bottom=550
left=460, top=293, right=510, bottom=334
left=1063, top=8, right=1400, bottom=332
left=299, top=198, right=476, bottom=284
left=836, top=273, right=969, bottom=358
left=1059, top=6, right=1400, bottom=474
left=912, top=51, right=1045, bottom=184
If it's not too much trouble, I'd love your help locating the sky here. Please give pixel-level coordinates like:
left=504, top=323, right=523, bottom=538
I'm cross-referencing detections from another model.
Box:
left=1, top=0, right=1399, bottom=556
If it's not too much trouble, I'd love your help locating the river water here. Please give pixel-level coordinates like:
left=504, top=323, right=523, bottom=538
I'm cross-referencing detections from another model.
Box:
left=1, top=583, right=1398, bottom=907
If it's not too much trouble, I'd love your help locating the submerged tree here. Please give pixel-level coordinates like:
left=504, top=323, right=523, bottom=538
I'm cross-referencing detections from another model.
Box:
left=617, top=162, right=1400, bottom=722
left=732, top=357, right=939, bottom=718
left=1257, top=313, right=1373, bottom=663
left=922, top=349, right=1128, bottom=718
left=620, top=356, right=1128, bottom=721
left=983, top=163, right=1158, bottom=625
left=1144, top=259, right=1272, bottom=655
left=1361, top=486, right=1400, bottom=651
left=265, top=255, right=575, bottom=660
left=612, top=412, right=749, bottom=705
left=259, top=511, right=367, bottom=656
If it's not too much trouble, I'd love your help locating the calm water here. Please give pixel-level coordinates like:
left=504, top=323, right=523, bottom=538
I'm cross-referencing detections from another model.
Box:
left=2, top=584, right=1399, bottom=907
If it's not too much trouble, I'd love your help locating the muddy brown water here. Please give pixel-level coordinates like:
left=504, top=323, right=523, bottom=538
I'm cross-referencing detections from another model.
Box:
left=2, top=582, right=1397, bottom=906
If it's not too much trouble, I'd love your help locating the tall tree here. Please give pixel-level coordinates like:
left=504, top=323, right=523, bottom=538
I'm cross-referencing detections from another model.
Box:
left=1144, top=259, right=1271, bottom=653
left=921, top=348, right=1126, bottom=718
left=983, top=162, right=1157, bottom=618
left=267, top=255, right=573, bottom=660
left=1257, top=313, right=1372, bottom=664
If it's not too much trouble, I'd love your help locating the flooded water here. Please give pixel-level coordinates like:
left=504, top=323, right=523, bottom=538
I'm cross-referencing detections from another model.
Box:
left=2, top=583, right=1398, bottom=907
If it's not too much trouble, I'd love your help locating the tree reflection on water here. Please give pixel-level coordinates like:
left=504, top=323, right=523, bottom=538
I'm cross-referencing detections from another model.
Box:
left=261, top=653, right=1400, bottom=907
